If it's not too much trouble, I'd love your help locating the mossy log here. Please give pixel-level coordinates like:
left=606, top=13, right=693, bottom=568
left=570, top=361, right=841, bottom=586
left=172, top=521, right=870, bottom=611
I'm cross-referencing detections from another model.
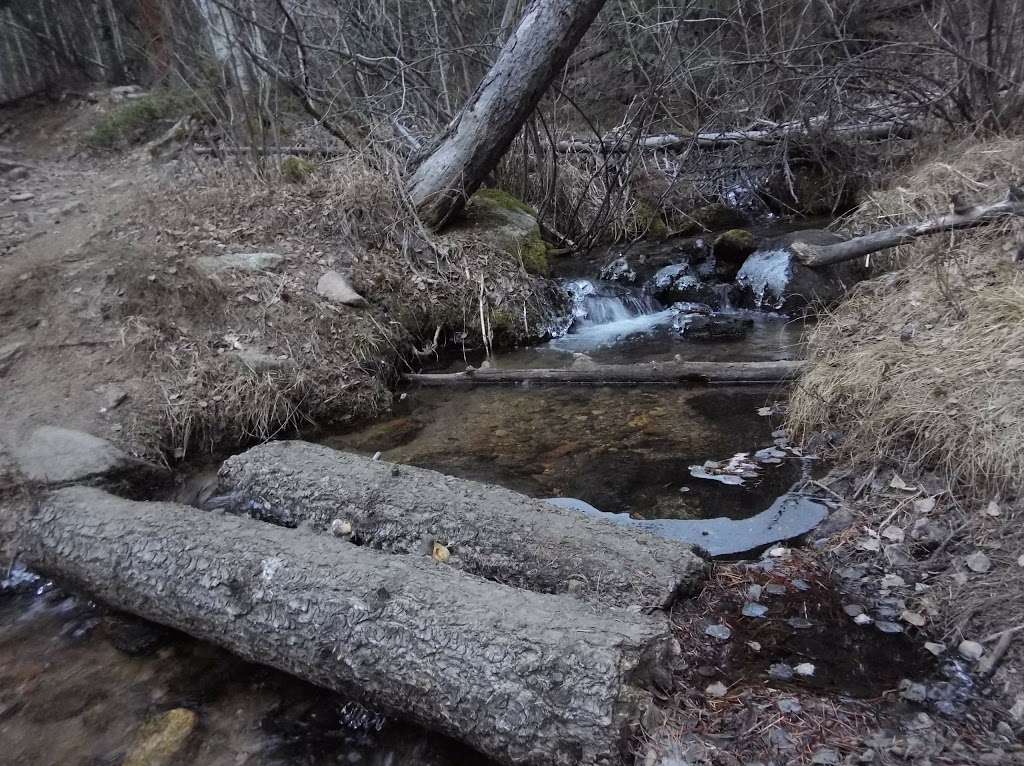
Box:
left=20, top=487, right=679, bottom=766
left=216, top=441, right=707, bottom=611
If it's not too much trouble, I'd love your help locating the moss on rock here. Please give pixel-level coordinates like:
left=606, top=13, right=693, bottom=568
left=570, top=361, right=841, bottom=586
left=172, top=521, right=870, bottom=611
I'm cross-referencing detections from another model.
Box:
left=280, top=156, right=316, bottom=184
left=459, top=188, right=550, bottom=276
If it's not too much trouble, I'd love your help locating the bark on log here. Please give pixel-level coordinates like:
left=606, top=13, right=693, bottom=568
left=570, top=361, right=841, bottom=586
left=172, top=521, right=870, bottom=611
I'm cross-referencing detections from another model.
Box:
left=554, top=119, right=915, bottom=153
left=403, top=361, right=806, bottom=387
left=406, top=0, right=609, bottom=228
left=791, top=188, right=1024, bottom=267
left=216, top=442, right=707, bottom=611
left=21, top=486, right=678, bottom=766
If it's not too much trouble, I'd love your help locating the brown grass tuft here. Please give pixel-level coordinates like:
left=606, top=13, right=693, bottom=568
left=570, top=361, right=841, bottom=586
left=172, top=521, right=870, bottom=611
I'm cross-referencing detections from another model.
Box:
left=789, top=137, right=1024, bottom=498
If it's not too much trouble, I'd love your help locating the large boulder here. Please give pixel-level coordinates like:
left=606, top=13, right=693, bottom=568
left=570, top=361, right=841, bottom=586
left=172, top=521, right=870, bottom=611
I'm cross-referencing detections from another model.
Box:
left=443, top=188, right=549, bottom=275
left=712, top=229, right=757, bottom=280
left=735, top=229, right=866, bottom=313
left=12, top=426, right=165, bottom=488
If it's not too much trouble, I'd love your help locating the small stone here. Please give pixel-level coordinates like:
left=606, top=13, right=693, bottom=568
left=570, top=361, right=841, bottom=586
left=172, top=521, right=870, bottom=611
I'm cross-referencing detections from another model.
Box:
left=881, top=525, right=905, bottom=542
left=9, top=192, right=34, bottom=202
left=794, top=663, right=815, bottom=676
left=765, top=583, right=787, bottom=596
left=787, top=617, right=814, bottom=630
left=768, top=663, right=794, bottom=681
left=900, top=679, right=928, bottom=702
left=791, top=579, right=811, bottom=591
left=876, top=620, right=903, bottom=634
left=901, top=610, right=927, bottom=627
left=881, top=573, right=906, bottom=588
left=742, top=602, right=768, bottom=618
left=767, top=546, right=790, bottom=557
left=958, top=640, right=985, bottom=661
left=854, top=613, right=873, bottom=626
left=746, top=641, right=761, bottom=651
left=330, top=518, right=352, bottom=537
left=924, top=641, right=946, bottom=656
left=777, top=697, right=802, bottom=714
left=124, top=708, right=197, bottom=766
left=844, top=604, right=865, bottom=617
left=858, top=536, right=881, bottom=552
left=705, top=623, right=732, bottom=640
left=194, top=251, right=285, bottom=275
left=965, top=551, right=992, bottom=573
left=705, top=681, right=728, bottom=698
left=317, top=270, right=369, bottom=307
left=746, top=584, right=763, bottom=600
left=985, top=500, right=1002, bottom=517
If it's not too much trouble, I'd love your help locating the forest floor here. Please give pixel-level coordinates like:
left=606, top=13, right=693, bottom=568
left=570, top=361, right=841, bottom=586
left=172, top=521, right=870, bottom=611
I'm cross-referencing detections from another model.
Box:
left=2, top=93, right=1023, bottom=765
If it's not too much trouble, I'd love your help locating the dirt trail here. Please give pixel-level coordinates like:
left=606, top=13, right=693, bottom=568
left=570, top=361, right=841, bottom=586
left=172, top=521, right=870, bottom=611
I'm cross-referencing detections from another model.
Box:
left=1, top=101, right=163, bottom=457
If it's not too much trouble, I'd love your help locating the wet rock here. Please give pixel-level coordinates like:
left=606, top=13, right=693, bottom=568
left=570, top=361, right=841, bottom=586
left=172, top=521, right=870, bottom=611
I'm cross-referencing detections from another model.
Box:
left=735, top=230, right=866, bottom=313
left=13, top=426, right=161, bottom=486
left=124, top=708, right=198, bottom=766
left=598, top=256, right=636, bottom=284
left=667, top=301, right=713, bottom=315
left=712, top=229, right=757, bottom=280
left=674, top=314, right=753, bottom=342
left=705, top=623, right=733, bottom=640
left=103, top=613, right=170, bottom=656
left=316, top=270, right=369, bottom=307
left=194, top=251, right=284, bottom=275
left=650, top=265, right=720, bottom=307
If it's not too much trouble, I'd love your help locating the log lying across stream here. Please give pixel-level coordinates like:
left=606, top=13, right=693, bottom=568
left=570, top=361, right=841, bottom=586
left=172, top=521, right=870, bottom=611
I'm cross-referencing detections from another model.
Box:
left=21, top=486, right=679, bottom=766
left=217, top=441, right=707, bottom=610
left=403, top=360, right=806, bottom=387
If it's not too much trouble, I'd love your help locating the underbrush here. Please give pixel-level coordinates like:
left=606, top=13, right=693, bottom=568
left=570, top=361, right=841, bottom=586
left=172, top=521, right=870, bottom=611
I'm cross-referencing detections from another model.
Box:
left=86, top=90, right=196, bottom=149
left=117, top=152, right=562, bottom=456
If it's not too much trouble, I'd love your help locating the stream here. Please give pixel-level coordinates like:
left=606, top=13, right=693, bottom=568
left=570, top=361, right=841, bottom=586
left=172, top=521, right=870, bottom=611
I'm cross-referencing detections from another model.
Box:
left=0, top=246, right=933, bottom=764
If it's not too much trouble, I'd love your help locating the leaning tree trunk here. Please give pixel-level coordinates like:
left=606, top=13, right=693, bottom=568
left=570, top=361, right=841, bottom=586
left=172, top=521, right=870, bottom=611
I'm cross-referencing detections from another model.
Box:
left=407, top=0, right=609, bottom=228
left=216, top=441, right=707, bottom=610
left=22, top=486, right=678, bottom=766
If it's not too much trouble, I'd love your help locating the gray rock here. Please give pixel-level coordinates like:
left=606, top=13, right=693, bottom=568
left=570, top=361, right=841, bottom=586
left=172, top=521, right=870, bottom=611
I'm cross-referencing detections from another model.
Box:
left=100, top=384, right=129, bottom=411
left=13, top=426, right=156, bottom=485
left=0, top=341, right=25, bottom=376
left=598, top=256, right=636, bottom=284
left=652, top=269, right=721, bottom=307
left=742, top=602, right=768, bottom=618
left=735, top=230, right=866, bottom=313
left=194, top=251, right=285, bottom=275
left=768, top=663, right=794, bottom=681
left=316, top=270, right=369, bottom=307
left=674, top=314, right=753, bottom=342
left=705, top=623, right=733, bottom=640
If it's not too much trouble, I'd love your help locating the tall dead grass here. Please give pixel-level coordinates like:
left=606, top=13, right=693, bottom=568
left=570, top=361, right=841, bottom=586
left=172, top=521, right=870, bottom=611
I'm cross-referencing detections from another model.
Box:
left=789, top=137, right=1024, bottom=497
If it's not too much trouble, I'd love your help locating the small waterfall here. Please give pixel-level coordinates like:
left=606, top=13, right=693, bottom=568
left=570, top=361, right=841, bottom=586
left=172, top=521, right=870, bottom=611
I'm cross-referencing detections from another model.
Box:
left=565, top=279, right=660, bottom=328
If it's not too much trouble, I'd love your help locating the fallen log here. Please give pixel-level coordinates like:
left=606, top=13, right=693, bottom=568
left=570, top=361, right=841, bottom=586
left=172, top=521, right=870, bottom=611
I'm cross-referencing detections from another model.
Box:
left=21, top=486, right=677, bottom=766
left=217, top=441, right=707, bottom=611
left=791, top=186, right=1024, bottom=267
left=403, top=360, right=805, bottom=387
left=554, top=119, right=915, bottom=153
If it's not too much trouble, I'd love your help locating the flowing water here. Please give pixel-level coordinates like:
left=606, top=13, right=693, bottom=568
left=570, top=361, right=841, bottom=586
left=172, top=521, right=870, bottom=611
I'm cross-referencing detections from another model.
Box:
left=0, top=256, right=932, bottom=765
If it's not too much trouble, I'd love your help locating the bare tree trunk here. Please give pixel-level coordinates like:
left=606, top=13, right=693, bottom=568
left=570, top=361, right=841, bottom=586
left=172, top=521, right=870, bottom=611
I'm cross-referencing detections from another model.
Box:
left=792, top=188, right=1024, bottom=267
left=22, top=486, right=677, bottom=766
left=403, top=361, right=805, bottom=386
left=407, top=0, right=609, bottom=229
left=216, top=441, right=707, bottom=611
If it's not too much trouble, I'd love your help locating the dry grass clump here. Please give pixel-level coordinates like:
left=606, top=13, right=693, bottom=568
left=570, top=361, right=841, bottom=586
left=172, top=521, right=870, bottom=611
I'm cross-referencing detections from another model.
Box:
left=789, top=137, right=1024, bottom=498
left=117, top=151, right=561, bottom=456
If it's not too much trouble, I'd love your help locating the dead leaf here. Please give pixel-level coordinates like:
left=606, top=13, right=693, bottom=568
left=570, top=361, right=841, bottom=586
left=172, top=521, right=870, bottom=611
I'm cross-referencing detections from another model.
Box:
left=913, top=497, right=936, bottom=514
left=889, top=475, right=915, bottom=491
left=705, top=681, right=728, bottom=698
left=985, top=500, right=1002, bottom=517
left=881, top=573, right=905, bottom=588
left=881, top=525, right=905, bottom=542
left=858, top=537, right=881, bottom=552
left=432, top=542, right=450, bottom=563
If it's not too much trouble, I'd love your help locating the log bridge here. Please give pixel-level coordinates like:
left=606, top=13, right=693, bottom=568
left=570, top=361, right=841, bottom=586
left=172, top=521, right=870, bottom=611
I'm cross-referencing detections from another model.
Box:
left=16, top=442, right=708, bottom=766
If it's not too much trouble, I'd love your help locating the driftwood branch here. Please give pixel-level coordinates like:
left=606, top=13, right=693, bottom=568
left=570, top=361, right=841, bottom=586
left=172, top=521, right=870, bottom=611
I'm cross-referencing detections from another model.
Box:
left=216, top=441, right=707, bottom=611
left=791, top=187, right=1024, bottom=267
left=21, top=486, right=676, bottom=766
left=404, top=360, right=805, bottom=387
